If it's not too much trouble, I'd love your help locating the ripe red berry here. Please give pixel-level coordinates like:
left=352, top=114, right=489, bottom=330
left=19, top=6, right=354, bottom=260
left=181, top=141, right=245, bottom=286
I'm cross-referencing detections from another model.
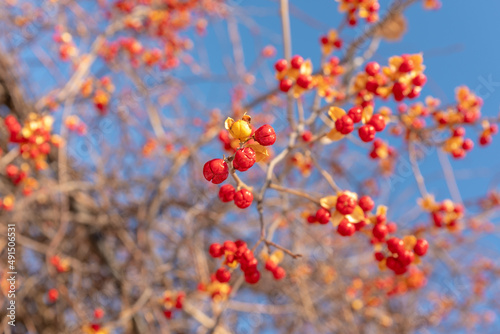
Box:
left=368, top=114, right=386, bottom=132
left=301, top=131, right=313, bottom=142
left=358, top=195, right=374, bottom=212
left=233, top=147, right=256, bottom=172
left=365, top=62, right=380, bottom=76
left=234, top=188, right=253, bottom=209
left=335, top=115, right=355, bottom=135
left=290, top=55, right=304, bottom=69
left=452, top=149, right=465, bottom=159
left=279, top=78, right=293, bottom=92
left=48, top=289, right=59, bottom=303
left=414, top=239, right=429, bottom=256
left=333, top=38, right=343, bottom=48
left=209, top=243, right=224, bottom=257
left=273, top=267, right=286, bottom=280
left=386, top=222, right=397, bottom=233
left=203, top=159, right=229, bottom=184
left=265, top=259, right=278, bottom=271
left=453, top=127, right=465, bottom=137
left=412, top=73, right=427, bottom=86
left=219, top=184, right=235, bottom=202
left=254, top=124, right=276, bottom=146
left=462, top=139, right=474, bottom=152
left=491, top=124, right=499, bottom=134
left=386, top=237, right=404, bottom=254
left=223, top=240, right=237, bottom=253
left=337, top=219, right=355, bottom=236
left=392, top=82, right=407, bottom=101
left=245, top=270, right=260, bottom=284
left=315, top=208, right=331, bottom=225
left=372, top=223, right=388, bottom=240
left=354, top=220, right=367, bottom=231
left=374, top=252, right=385, bottom=262
left=320, top=35, right=329, bottom=45
left=94, top=308, right=105, bottom=319
left=216, top=268, right=231, bottom=283
left=336, top=193, right=356, bottom=215
left=358, top=124, right=376, bottom=142
left=296, top=74, right=312, bottom=89
left=346, top=108, right=361, bottom=125
left=399, top=58, right=414, bottom=73
left=399, top=250, right=415, bottom=266
left=479, top=135, right=492, bottom=146
left=274, top=59, right=288, bottom=72
left=365, top=78, right=379, bottom=94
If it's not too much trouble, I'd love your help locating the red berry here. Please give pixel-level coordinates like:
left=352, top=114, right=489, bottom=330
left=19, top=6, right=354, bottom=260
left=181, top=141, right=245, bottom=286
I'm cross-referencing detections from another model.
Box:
left=333, top=38, right=343, bottom=48
left=254, top=124, right=277, bottom=146
left=203, top=159, right=229, bottom=184
left=372, top=223, right=388, bottom=240
left=392, top=82, right=407, bottom=101
left=365, top=78, right=379, bottom=94
left=386, top=222, right=397, bottom=233
left=386, top=237, right=404, bottom=254
left=479, top=135, right=491, bottom=146
left=358, top=124, right=376, bottom=142
left=412, top=73, right=427, bottom=86
left=274, top=59, right=288, bottom=72
left=315, top=208, right=331, bottom=225
left=234, top=188, right=253, bottom=209
left=452, top=149, right=465, bottom=159
left=414, top=239, right=429, bottom=256
left=245, top=270, right=260, bottom=284
left=279, top=78, right=293, bottom=92
left=335, top=115, right=354, bottom=135
left=399, top=250, right=415, bottom=266
left=290, top=55, right=304, bottom=69
left=223, top=241, right=237, bottom=253
left=6, top=164, right=19, bottom=178
left=348, top=106, right=363, bottom=123
left=374, top=252, right=385, bottom=262
left=453, top=127, right=465, bottom=137
left=296, top=74, right=312, bottom=89
left=209, top=243, right=224, bottom=258
left=368, top=114, right=386, bottom=132
left=399, top=58, right=414, bottom=73
left=265, top=259, right=278, bottom=271
left=307, top=215, right=317, bottom=224
left=491, top=124, right=499, bottom=134
left=216, top=268, right=231, bottom=283
left=273, top=267, right=286, bottom=280
left=47, top=289, right=59, bottom=302
left=233, top=147, right=256, bottom=172
left=219, top=184, right=235, bottom=202
left=337, top=219, right=355, bottom=236
left=354, top=220, right=367, bottom=231
left=301, top=131, right=313, bottom=142
left=358, top=196, right=374, bottom=212
left=320, top=35, right=329, bottom=45
left=336, top=193, right=356, bottom=215
left=365, top=62, right=380, bottom=76
left=94, top=308, right=105, bottom=319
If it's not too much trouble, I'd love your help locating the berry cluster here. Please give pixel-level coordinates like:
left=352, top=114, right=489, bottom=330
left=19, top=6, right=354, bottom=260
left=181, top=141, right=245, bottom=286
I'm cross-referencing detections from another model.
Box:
left=419, top=196, right=464, bottom=231
left=336, top=0, right=380, bottom=26
left=197, top=276, right=232, bottom=302
left=320, top=30, right=343, bottom=55
left=65, top=116, right=87, bottom=135
left=275, top=56, right=315, bottom=97
left=327, top=105, right=387, bottom=142
left=50, top=255, right=71, bottom=272
left=160, top=291, right=185, bottom=319
left=3, top=113, right=57, bottom=170
left=204, top=115, right=277, bottom=209
left=375, top=236, right=428, bottom=275
left=316, top=56, right=345, bottom=102
left=353, top=54, right=426, bottom=106
left=262, top=250, right=287, bottom=280
left=209, top=240, right=261, bottom=284
left=53, top=26, right=77, bottom=61
left=5, top=164, right=38, bottom=196
left=82, top=308, right=106, bottom=334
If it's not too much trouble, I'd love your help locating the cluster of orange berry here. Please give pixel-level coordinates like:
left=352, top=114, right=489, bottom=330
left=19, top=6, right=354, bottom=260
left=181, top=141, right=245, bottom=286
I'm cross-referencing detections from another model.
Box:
left=336, top=0, right=380, bottom=26
left=204, top=115, right=276, bottom=209
left=275, top=56, right=315, bottom=97
left=160, top=291, right=184, bottom=319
